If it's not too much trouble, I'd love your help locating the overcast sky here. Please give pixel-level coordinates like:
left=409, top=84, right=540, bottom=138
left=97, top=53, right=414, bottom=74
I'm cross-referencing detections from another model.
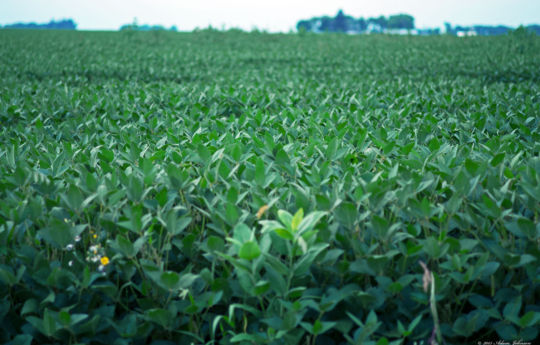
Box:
left=1, top=0, right=539, bottom=31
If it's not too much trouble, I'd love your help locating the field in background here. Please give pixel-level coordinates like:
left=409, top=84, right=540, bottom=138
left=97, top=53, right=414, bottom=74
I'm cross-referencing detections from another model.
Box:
left=0, top=30, right=539, bottom=344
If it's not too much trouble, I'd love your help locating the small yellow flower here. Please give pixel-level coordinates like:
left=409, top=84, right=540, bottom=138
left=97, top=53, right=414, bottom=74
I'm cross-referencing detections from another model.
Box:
left=93, top=234, right=97, bottom=239
left=100, top=256, right=110, bottom=266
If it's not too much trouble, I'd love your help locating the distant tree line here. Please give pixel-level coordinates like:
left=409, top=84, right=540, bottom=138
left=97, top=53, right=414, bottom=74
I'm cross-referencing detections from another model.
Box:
left=297, top=10, right=540, bottom=36
left=445, top=22, right=540, bottom=36
left=297, top=10, right=415, bottom=33
left=525, top=25, right=540, bottom=35
left=1, top=19, right=76, bottom=30
left=120, top=19, right=177, bottom=32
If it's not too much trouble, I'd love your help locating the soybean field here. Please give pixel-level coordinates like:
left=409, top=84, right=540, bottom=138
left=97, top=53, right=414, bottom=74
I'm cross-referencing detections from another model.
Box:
left=0, top=29, right=539, bottom=345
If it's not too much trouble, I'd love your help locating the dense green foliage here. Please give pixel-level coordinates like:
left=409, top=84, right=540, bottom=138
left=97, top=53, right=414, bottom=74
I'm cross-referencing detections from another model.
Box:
left=0, top=29, right=539, bottom=345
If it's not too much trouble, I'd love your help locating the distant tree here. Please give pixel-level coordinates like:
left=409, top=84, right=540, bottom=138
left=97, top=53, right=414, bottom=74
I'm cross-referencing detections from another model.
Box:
left=120, top=24, right=137, bottom=31
left=344, top=13, right=357, bottom=32
left=417, top=28, right=440, bottom=35
left=319, top=16, right=334, bottom=32
left=367, top=16, right=388, bottom=31
left=388, top=14, right=414, bottom=29
left=473, top=25, right=510, bottom=35
left=120, top=18, right=138, bottom=31
left=375, top=16, right=388, bottom=30
left=444, top=22, right=453, bottom=34
left=296, top=20, right=311, bottom=32
left=526, top=24, right=540, bottom=35
left=357, top=18, right=367, bottom=32
left=334, top=10, right=348, bottom=32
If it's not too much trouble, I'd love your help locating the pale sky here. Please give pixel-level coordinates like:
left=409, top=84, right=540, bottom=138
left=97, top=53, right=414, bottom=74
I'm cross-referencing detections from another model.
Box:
left=1, top=0, right=538, bottom=31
